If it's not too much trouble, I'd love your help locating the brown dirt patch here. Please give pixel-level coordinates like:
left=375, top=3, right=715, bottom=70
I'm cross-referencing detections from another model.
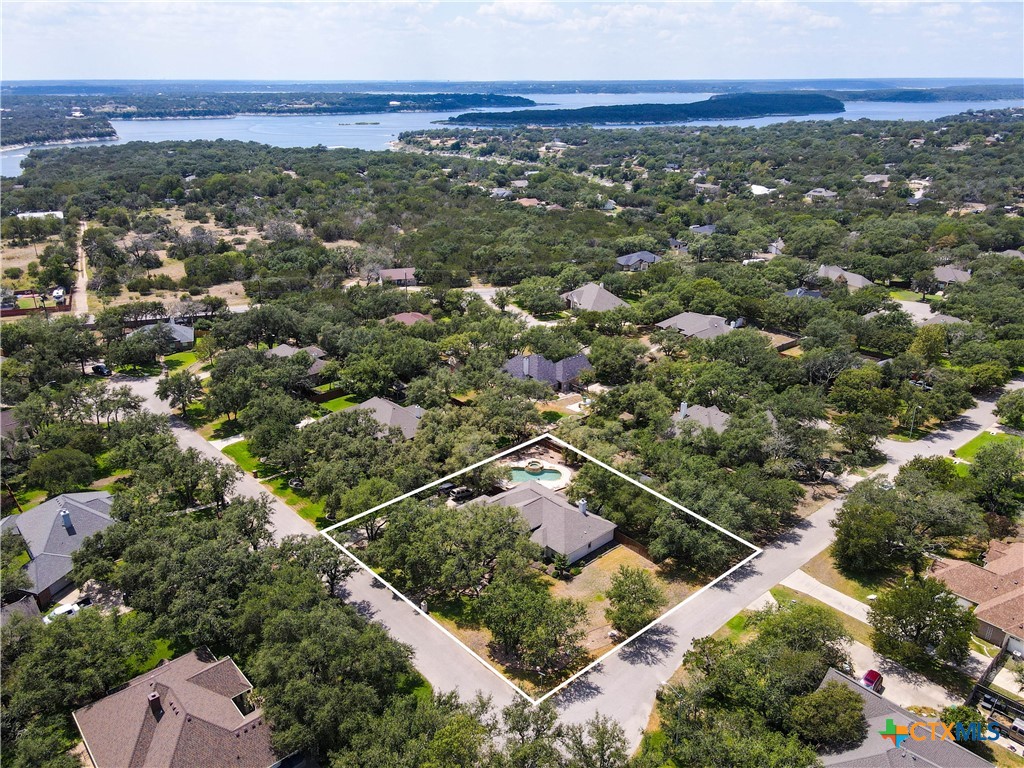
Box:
left=793, top=482, right=839, bottom=518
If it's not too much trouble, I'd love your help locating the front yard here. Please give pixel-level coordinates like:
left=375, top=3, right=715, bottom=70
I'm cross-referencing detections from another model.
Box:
left=955, top=431, right=1023, bottom=462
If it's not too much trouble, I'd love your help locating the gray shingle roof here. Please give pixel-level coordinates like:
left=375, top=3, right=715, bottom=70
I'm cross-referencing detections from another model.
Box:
left=784, top=287, right=823, bottom=299
left=933, top=265, right=971, bottom=284
left=74, top=649, right=276, bottom=768
left=688, top=223, right=717, bottom=235
left=818, top=669, right=992, bottom=768
left=655, top=312, right=734, bottom=339
left=479, top=481, right=615, bottom=558
left=128, top=321, right=194, bottom=345
left=673, top=404, right=731, bottom=434
left=616, top=251, right=661, bottom=267
left=0, top=492, right=114, bottom=596
left=503, top=353, right=593, bottom=388
left=353, top=397, right=424, bottom=440
left=561, top=283, right=627, bottom=312
left=817, top=265, right=873, bottom=291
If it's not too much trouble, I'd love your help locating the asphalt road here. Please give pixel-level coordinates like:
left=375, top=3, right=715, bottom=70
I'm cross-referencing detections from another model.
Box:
left=123, top=365, right=1022, bottom=750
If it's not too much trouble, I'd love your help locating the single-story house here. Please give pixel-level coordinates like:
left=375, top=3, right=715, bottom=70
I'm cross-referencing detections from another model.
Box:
left=517, top=197, right=541, bottom=207
left=783, top=287, right=823, bottom=300
left=490, top=188, right=511, bottom=199
left=817, top=265, right=873, bottom=292
left=933, top=265, right=971, bottom=289
left=804, top=188, right=838, bottom=201
left=265, top=343, right=329, bottom=379
left=128, top=320, right=195, bottom=350
left=601, top=200, right=617, bottom=211
left=689, top=223, right=717, bottom=236
left=74, top=648, right=283, bottom=768
left=655, top=311, right=735, bottom=340
left=0, top=491, right=114, bottom=606
left=814, top=668, right=991, bottom=768
left=378, top=268, right=418, bottom=287
left=478, top=481, right=615, bottom=564
left=668, top=237, right=687, bottom=252
left=672, top=402, right=730, bottom=435
left=503, top=353, right=593, bottom=392
left=931, top=540, right=1024, bottom=654
left=353, top=397, right=424, bottom=440
left=616, top=251, right=661, bottom=271
left=561, top=282, right=627, bottom=313
left=510, top=179, right=529, bottom=189
left=384, top=312, right=433, bottom=326
left=767, top=238, right=785, bottom=255
left=918, top=312, right=966, bottom=327
left=861, top=173, right=891, bottom=187
left=694, top=183, right=721, bottom=197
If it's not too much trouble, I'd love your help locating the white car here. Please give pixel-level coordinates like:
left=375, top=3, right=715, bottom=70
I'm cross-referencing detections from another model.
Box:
left=42, top=597, right=91, bottom=624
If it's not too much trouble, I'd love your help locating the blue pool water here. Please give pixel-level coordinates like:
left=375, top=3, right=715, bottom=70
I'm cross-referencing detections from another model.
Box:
left=509, top=468, right=563, bottom=483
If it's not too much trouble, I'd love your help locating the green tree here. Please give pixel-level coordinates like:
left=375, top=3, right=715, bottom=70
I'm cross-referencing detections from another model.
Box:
left=789, top=681, right=866, bottom=750
left=605, top=565, right=666, bottom=636
left=968, top=441, right=1024, bottom=516
left=26, top=448, right=95, bottom=496
left=907, top=324, right=946, bottom=364
left=940, top=705, right=989, bottom=753
left=868, top=578, right=975, bottom=665
left=1, top=529, right=31, bottom=595
left=994, top=389, right=1024, bottom=430
left=561, top=714, right=629, bottom=768
left=155, top=370, right=204, bottom=414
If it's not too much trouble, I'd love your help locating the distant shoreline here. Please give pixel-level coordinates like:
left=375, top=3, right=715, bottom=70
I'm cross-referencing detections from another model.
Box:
left=2, top=135, right=118, bottom=152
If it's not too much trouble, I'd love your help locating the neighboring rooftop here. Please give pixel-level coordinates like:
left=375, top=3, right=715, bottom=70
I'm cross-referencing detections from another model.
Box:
left=128, top=320, right=194, bottom=345
left=385, top=311, right=433, bottom=326
left=816, top=669, right=992, bottom=768
left=805, top=187, right=838, bottom=199
left=503, top=353, right=592, bottom=390
left=655, top=311, right=734, bottom=340
left=561, top=282, right=627, bottom=313
left=919, top=312, right=966, bottom=326
left=353, top=397, right=424, bottom=440
left=689, top=223, right=717, bottom=236
left=73, top=648, right=277, bottom=768
left=784, top=287, right=823, bottom=300
left=478, top=480, right=615, bottom=562
left=615, top=250, right=661, bottom=269
left=817, top=265, right=874, bottom=291
left=378, top=267, right=417, bottom=283
left=931, top=541, right=1024, bottom=644
left=0, top=491, right=114, bottom=597
left=672, top=402, right=731, bottom=435
left=933, top=265, right=972, bottom=285
left=265, top=343, right=326, bottom=360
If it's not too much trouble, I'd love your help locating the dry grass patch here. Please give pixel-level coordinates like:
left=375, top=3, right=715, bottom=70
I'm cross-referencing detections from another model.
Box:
left=793, top=482, right=839, bottom=518
left=550, top=546, right=698, bottom=656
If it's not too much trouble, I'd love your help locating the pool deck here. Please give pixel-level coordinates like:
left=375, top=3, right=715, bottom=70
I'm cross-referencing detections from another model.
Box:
left=501, top=458, right=571, bottom=490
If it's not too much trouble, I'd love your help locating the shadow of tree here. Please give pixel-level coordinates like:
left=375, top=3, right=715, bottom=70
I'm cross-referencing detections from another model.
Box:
left=619, top=624, right=677, bottom=667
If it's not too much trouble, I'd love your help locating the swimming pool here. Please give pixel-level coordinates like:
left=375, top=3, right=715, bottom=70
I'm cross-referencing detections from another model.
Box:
left=509, top=468, right=564, bottom=483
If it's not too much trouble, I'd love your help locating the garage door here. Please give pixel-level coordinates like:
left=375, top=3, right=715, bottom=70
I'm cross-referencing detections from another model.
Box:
left=1007, top=634, right=1024, bottom=656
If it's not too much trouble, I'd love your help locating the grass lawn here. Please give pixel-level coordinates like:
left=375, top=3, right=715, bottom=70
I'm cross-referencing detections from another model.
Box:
left=312, top=380, right=344, bottom=394
left=712, top=610, right=757, bottom=644
left=114, top=362, right=162, bottom=377
left=320, top=393, right=360, bottom=413
left=261, top=476, right=328, bottom=527
left=889, top=289, right=940, bottom=302
left=163, top=350, right=198, bottom=371
left=802, top=548, right=900, bottom=603
left=13, top=487, right=47, bottom=511
left=888, top=418, right=940, bottom=442
left=222, top=441, right=262, bottom=474
left=955, top=432, right=1024, bottom=462
left=133, top=638, right=177, bottom=675
left=198, top=413, right=243, bottom=440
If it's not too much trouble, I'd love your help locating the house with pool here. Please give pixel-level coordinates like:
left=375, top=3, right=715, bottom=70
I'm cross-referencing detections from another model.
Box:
left=477, top=479, right=616, bottom=564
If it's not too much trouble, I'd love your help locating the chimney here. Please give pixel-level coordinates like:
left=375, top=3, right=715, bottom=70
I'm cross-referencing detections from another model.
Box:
left=148, top=691, right=163, bottom=718
left=60, top=508, right=73, bottom=532
left=522, top=355, right=530, bottom=377
left=578, top=498, right=588, bottom=516
left=679, top=401, right=688, bottom=419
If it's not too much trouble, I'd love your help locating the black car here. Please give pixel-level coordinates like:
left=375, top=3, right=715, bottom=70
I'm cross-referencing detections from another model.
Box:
left=91, top=364, right=112, bottom=376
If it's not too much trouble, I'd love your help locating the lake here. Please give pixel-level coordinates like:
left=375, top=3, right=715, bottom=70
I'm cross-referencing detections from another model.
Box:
left=3, top=93, right=1021, bottom=177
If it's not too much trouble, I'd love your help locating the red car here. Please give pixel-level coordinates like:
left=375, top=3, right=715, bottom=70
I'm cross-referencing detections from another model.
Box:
left=861, top=670, right=883, bottom=692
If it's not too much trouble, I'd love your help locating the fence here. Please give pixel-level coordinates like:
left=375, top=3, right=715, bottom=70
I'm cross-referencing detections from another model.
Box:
left=614, top=530, right=653, bottom=561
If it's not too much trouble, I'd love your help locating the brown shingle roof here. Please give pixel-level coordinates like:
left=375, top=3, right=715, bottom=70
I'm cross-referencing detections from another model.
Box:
left=74, top=649, right=277, bottom=768
left=931, top=541, right=1024, bottom=640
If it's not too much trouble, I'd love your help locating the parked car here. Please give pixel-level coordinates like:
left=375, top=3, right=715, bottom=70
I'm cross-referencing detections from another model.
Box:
left=51, top=287, right=66, bottom=305
left=437, top=482, right=456, bottom=496
left=448, top=486, right=474, bottom=503
left=92, top=363, right=112, bottom=376
left=43, top=597, right=92, bottom=625
left=861, top=669, right=883, bottom=692
left=287, top=477, right=305, bottom=490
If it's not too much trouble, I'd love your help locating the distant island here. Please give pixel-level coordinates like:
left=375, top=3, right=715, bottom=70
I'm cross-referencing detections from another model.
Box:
left=446, top=93, right=846, bottom=127
left=1, top=92, right=536, bottom=148
left=824, top=84, right=1024, bottom=102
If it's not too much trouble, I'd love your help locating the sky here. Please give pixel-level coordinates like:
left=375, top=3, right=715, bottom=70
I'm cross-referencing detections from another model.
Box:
left=2, top=1, right=1022, bottom=82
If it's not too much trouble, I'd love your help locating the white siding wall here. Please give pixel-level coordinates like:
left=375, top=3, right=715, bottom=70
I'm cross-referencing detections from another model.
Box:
left=566, top=529, right=615, bottom=564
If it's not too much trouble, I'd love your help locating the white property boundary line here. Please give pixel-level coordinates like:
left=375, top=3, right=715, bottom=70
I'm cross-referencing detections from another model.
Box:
left=319, top=433, right=761, bottom=705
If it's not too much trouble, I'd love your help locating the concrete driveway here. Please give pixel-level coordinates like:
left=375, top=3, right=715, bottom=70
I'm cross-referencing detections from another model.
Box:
left=847, top=640, right=964, bottom=712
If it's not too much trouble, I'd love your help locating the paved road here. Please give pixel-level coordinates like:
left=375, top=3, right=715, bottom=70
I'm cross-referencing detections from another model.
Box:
left=119, top=374, right=315, bottom=541
left=121, top=365, right=1022, bottom=748
left=462, top=286, right=553, bottom=327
